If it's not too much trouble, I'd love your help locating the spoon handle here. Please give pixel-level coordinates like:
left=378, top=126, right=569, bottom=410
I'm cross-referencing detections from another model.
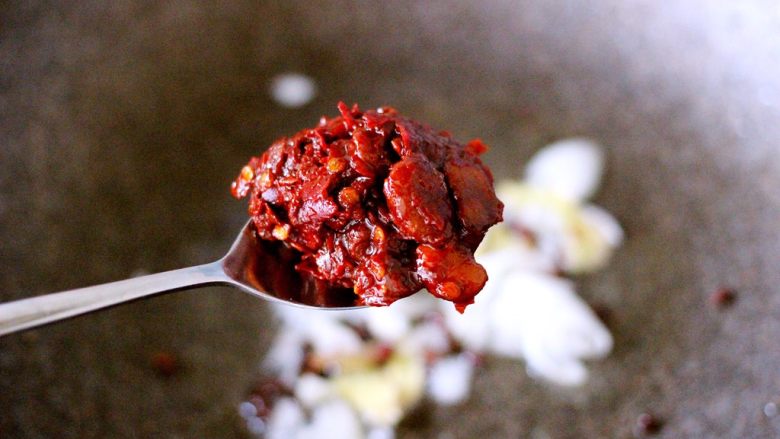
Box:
left=0, top=261, right=229, bottom=337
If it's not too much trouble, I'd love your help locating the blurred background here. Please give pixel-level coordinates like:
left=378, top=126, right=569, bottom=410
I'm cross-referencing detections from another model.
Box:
left=2, top=1, right=780, bottom=437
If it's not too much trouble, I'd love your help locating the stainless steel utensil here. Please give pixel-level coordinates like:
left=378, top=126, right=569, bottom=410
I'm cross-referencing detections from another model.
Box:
left=0, top=221, right=362, bottom=336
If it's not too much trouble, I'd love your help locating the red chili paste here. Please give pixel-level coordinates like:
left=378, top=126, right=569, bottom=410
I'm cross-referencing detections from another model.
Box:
left=232, top=103, right=503, bottom=312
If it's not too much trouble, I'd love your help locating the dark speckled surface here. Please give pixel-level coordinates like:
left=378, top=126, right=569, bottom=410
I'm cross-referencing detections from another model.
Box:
left=2, top=1, right=780, bottom=437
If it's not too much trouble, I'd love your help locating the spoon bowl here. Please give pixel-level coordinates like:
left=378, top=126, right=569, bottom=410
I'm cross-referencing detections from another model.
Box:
left=0, top=221, right=364, bottom=337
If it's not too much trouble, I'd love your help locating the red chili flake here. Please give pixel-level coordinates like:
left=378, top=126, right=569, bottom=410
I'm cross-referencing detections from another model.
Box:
left=150, top=352, right=180, bottom=378
left=710, top=287, right=737, bottom=309
left=633, top=413, right=663, bottom=437
left=375, top=344, right=394, bottom=365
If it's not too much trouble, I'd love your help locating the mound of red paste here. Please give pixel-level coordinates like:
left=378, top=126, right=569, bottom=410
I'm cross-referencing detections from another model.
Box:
left=232, top=103, right=503, bottom=312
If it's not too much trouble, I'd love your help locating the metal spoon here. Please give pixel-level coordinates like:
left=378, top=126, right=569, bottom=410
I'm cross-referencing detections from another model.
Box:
left=0, top=221, right=363, bottom=337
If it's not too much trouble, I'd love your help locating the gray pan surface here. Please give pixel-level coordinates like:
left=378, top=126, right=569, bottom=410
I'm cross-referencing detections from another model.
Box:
left=1, top=1, right=779, bottom=437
